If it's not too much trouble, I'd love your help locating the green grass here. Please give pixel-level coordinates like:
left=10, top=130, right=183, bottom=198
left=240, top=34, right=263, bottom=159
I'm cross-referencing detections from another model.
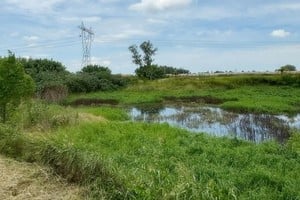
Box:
left=74, top=106, right=129, bottom=121
left=50, top=121, right=300, bottom=199
left=1, top=100, right=300, bottom=199
left=67, top=75, right=300, bottom=115
left=2, top=74, right=300, bottom=199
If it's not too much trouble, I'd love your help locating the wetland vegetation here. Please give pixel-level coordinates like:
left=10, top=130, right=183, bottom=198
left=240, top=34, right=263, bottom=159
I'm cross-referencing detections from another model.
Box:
left=1, top=58, right=300, bottom=199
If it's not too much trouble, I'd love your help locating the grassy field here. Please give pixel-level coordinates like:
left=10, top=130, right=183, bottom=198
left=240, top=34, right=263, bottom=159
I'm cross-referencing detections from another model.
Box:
left=1, top=74, right=300, bottom=199
left=68, top=74, right=300, bottom=115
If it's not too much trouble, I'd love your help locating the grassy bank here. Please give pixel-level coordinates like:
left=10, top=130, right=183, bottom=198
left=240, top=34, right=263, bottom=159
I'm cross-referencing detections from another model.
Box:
left=52, top=121, right=300, bottom=199
left=1, top=74, right=300, bottom=199
left=1, top=118, right=299, bottom=199
left=67, top=74, right=300, bottom=115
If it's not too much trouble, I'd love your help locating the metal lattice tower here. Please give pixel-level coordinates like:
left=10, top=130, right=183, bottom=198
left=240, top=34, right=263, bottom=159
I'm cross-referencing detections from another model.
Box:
left=79, top=22, right=94, bottom=67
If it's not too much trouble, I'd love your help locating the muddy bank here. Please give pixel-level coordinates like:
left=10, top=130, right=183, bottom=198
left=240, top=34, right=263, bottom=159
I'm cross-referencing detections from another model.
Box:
left=70, top=98, right=119, bottom=106
left=164, top=95, right=237, bottom=105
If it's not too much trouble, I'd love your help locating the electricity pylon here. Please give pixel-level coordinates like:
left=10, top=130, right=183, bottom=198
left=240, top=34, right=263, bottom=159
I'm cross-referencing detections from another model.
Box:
left=79, top=22, right=94, bottom=67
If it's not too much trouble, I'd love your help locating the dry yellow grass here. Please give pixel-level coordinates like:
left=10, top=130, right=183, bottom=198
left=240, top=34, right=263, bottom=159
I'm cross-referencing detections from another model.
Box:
left=78, top=113, right=107, bottom=123
left=0, top=155, right=85, bottom=200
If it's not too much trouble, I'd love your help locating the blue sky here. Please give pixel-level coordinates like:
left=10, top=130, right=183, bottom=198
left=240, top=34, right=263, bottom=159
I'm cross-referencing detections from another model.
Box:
left=1, top=0, right=300, bottom=74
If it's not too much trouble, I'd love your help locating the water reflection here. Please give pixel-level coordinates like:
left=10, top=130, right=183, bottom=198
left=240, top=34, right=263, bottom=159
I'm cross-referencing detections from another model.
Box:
left=129, top=106, right=300, bottom=143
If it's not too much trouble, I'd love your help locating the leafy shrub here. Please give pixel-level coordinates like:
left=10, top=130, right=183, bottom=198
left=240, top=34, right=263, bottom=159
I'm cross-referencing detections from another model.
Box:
left=135, top=65, right=165, bottom=80
left=66, top=65, right=128, bottom=93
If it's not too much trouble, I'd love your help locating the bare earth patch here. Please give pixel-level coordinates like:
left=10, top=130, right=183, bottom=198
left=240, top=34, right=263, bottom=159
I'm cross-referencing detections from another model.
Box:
left=0, top=155, right=84, bottom=200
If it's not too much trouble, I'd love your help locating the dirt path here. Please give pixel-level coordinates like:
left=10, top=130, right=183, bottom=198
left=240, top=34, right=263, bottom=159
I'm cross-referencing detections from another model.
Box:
left=0, top=155, right=84, bottom=200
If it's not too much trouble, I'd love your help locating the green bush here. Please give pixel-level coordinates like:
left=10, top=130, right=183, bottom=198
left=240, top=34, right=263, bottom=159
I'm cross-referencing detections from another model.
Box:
left=135, top=65, right=165, bottom=80
left=66, top=66, right=128, bottom=93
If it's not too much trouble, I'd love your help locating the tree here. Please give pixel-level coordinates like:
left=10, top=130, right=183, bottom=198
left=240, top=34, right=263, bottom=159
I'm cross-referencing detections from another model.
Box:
left=129, top=40, right=157, bottom=67
left=66, top=65, right=127, bottom=93
left=18, top=58, right=69, bottom=100
left=135, top=65, right=165, bottom=80
left=129, top=41, right=162, bottom=79
left=81, top=65, right=111, bottom=79
left=128, top=45, right=142, bottom=67
left=0, top=52, right=35, bottom=123
left=277, top=64, right=297, bottom=73
left=140, top=41, right=157, bottom=66
left=159, top=66, right=190, bottom=75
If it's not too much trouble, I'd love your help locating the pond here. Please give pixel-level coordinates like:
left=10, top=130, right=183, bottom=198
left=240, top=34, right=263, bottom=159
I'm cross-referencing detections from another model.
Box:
left=129, top=105, right=300, bottom=143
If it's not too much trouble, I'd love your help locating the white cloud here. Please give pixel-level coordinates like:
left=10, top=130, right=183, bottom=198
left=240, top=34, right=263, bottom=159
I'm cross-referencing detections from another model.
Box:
left=129, top=0, right=192, bottom=12
left=270, top=29, right=290, bottom=38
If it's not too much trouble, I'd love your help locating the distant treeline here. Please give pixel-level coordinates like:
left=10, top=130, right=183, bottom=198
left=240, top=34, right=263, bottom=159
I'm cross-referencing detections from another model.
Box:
left=18, top=58, right=129, bottom=101
left=17, top=58, right=190, bottom=101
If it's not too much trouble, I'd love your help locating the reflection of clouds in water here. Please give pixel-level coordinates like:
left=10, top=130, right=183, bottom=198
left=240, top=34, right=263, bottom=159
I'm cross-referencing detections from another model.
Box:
left=130, top=106, right=299, bottom=143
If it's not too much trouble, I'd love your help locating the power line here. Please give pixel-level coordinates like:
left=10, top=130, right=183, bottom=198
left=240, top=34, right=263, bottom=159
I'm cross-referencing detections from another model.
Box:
left=0, top=37, right=80, bottom=53
left=2, top=36, right=300, bottom=55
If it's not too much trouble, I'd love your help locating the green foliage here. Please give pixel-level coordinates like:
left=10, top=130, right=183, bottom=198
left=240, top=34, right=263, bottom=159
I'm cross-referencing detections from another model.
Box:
left=66, top=65, right=128, bottom=93
left=135, top=65, right=165, bottom=80
left=129, top=41, right=190, bottom=79
left=81, top=65, right=111, bottom=77
left=277, top=64, right=297, bottom=72
left=9, top=101, right=78, bottom=131
left=129, top=40, right=157, bottom=68
left=159, top=65, right=190, bottom=75
left=75, top=106, right=129, bottom=121
left=129, top=41, right=166, bottom=80
left=140, top=40, right=157, bottom=66
left=19, top=58, right=69, bottom=101
left=3, top=73, right=300, bottom=198
left=51, top=122, right=300, bottom=199
left=2, top=118, right=299, bottom=199
left=135, top=65, right=190, bottom=79
left=19, top=58, right=66, bottom=74
left=0, top=53, right=35, bottom=123
left=128, top=45, right=143, bottom=67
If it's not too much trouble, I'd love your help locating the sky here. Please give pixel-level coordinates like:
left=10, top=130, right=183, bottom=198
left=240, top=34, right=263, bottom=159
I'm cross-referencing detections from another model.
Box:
left=1, top=0, right=300, bottom=74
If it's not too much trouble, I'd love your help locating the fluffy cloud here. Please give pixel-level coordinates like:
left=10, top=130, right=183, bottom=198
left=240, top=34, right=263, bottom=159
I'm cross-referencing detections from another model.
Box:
left=270, top=29, right=290, bottom=38
left=129, top=0, right=192, bottom=12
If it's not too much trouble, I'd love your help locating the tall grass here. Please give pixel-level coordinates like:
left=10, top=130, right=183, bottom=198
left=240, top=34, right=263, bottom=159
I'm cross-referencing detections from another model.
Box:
left=74, top=106, right=129, bottom=121
left=50, top=121, right=300, bottom=199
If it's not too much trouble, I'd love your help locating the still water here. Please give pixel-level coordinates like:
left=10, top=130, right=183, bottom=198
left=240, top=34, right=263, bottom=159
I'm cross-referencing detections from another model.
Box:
left=129, top=106, right=300, bottom=143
